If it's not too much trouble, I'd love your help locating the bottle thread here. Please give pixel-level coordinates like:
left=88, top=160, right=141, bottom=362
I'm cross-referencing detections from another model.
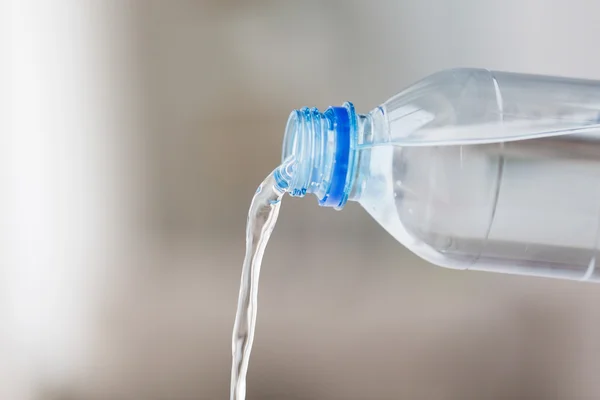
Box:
left=278, top=102, right=358, bottom=209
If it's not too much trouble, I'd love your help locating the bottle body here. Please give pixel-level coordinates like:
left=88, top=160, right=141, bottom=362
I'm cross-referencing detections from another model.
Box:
left=356, top=69, right=600, bottom=281
left=281, top=68, right=600, bottom=281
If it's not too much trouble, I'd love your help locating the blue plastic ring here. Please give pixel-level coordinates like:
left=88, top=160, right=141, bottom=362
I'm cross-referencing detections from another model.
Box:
left=319, top=106, right=351, bottom=207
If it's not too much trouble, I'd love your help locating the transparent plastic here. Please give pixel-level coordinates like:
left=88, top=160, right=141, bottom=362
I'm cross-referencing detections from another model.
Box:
left=279, top=68, right=600, bottom=282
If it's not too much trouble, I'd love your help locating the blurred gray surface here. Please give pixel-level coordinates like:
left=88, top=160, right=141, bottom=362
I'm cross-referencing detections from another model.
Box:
left=7, top=1, right=600, bottom=399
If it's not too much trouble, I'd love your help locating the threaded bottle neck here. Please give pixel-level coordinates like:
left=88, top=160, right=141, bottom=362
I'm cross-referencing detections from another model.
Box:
left=277, top=102, right=358, bottom=209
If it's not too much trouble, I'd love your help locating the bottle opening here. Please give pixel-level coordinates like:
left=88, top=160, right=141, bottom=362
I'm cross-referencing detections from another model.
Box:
left=278, top=102, right=358, bottom=209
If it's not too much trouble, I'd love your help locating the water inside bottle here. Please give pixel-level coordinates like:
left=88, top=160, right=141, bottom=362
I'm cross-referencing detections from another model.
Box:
left=368, top=131, right=600, bottom=279
left=230, top=169, right=286, bottom=400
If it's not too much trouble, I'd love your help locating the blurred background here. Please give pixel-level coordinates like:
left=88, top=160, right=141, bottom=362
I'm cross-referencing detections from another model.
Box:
left=7, top=1, right=600, bottom=399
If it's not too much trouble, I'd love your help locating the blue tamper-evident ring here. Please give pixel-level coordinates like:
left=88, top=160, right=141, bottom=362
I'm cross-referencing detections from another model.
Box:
left=319, top=105, right=351, bottom=208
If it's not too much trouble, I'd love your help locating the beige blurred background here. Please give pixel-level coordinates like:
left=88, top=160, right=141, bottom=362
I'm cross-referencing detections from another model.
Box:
left=7, top=1, right=600, bottom=399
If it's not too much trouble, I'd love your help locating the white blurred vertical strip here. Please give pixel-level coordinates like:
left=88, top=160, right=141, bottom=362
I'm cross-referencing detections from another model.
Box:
left=7, top=0, right=142, bottom=396
left=2, top=2, right=19, bottom=398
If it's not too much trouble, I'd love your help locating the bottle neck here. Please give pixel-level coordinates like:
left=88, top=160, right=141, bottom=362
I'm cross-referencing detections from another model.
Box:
left=276, top=102, right=363, bottom=209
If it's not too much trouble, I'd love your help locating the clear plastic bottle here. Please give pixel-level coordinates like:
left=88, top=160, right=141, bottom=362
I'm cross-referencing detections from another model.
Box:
left=275, top=68, right=600, bottom=282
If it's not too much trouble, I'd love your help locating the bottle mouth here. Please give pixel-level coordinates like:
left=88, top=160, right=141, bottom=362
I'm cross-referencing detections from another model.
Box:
left=282, top=111, right=301, bottom=164
left=278, top=103, right=357, bottom=209
left=280, top=108, right=324, bottom=197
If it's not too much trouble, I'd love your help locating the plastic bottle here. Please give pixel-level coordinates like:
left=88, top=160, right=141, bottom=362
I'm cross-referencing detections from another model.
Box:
left=275, top=68, right=600, bottom=282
